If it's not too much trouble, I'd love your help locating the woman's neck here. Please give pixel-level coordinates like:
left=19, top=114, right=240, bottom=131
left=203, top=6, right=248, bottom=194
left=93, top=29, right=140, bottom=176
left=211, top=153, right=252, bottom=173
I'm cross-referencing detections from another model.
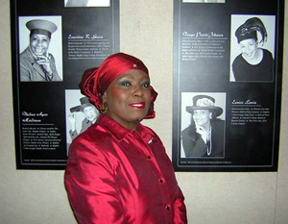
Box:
left=200, top=122, right=211, bottom=132
left=243, top=48, right=263, bottom=65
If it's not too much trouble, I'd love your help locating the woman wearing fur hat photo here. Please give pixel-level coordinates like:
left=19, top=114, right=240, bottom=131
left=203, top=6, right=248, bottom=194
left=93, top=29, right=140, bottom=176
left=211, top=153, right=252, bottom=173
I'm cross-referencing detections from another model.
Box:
left=181, top=94, right=225, bottom=158
left=232, top=16, right=274, bottom=82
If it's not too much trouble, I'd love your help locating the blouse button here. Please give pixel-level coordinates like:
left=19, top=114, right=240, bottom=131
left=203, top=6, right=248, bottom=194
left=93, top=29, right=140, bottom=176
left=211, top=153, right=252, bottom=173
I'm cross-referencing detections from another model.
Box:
left=165, top=205, right=171, bottom=211
left=158, top=178, right=164, bottom=184
left=147, top=155, right=152, bottom=160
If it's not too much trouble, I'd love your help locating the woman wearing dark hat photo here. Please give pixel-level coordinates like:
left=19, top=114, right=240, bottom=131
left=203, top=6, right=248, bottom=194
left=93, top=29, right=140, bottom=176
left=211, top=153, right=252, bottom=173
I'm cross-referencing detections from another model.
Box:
left=181, top=94, right=225, bottom=158
left=20, top=18, right=61, bottom=81
left=65, top=53, right=187, bottom=223
left=231, top=16, right=274, bottom=82
left=68, top=96, right=99, bottom=141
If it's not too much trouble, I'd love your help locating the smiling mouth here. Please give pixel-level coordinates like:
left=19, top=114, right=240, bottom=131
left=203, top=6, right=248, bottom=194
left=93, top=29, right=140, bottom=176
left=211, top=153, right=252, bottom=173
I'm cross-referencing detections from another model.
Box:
left=34, top=48, right=45, bottom=54
left=129, top=102, right=146, bottom=109
left=245, top=52, right=253, bottom=57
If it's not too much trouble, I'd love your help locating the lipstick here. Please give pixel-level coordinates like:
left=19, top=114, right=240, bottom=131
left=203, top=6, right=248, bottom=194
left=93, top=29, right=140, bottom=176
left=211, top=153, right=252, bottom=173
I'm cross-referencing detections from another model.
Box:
left=129, top=102, right=146, bottom=109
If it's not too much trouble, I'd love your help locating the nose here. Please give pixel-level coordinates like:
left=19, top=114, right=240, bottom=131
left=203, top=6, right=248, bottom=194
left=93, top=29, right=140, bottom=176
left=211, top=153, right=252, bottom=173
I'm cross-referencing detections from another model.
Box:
left=193, top=114, right=201, bottom=120
left=244, top=45, right=252, bottom=53
left=36, top=40, right=42, bottom=46
left=133, top=84, right=144, bottom=97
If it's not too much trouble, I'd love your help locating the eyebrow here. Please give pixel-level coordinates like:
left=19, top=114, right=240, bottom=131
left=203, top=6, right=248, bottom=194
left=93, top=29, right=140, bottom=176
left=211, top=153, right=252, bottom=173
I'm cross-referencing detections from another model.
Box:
left=117, top=75, right=150, bottom=82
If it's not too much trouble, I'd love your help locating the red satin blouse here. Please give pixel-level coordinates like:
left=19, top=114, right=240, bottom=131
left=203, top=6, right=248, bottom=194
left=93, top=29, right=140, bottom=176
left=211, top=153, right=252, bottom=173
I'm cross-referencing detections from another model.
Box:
left=65, top=114, right=187, bottom=224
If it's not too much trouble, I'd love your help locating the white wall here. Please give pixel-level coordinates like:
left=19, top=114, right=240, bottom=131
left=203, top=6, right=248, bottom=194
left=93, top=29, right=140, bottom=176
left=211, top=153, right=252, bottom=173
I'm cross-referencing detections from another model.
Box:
left=0, top=0, right=287, bottom=223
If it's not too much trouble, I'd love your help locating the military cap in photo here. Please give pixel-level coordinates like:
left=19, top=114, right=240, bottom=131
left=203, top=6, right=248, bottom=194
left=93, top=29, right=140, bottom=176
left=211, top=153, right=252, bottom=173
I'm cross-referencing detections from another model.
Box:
left=26, top=19, right=57, bottom=39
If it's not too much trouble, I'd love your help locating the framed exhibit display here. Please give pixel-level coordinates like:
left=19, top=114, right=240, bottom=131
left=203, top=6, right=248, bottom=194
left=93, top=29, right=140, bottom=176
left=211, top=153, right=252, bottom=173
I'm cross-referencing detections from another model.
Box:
left=172, top=0, right=285, bottom=171
left=10, top=0, right=119, bottom=169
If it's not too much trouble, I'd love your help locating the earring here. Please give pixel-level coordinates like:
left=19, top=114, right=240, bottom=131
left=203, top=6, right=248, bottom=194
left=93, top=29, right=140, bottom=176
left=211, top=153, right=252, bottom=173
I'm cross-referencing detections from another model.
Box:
left=100, top=99, right=107, bottom=114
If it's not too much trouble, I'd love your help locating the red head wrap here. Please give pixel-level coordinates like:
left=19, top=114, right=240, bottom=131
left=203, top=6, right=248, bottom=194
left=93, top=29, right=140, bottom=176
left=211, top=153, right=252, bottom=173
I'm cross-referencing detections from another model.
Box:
left=79, top=53, right=158, bottom=119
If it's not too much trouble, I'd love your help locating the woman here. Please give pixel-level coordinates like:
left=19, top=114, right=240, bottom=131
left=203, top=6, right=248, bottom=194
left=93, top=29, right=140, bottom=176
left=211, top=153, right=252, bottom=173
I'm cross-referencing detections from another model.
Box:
left=232, top=17, right=274, bottom=82
left=65, top=53, right=187, bottom=224
left=68, top=96, right=99, bottom=141
left=20, top=19, right=61, bottom=82
left=182, top=95, right=224, bottom=158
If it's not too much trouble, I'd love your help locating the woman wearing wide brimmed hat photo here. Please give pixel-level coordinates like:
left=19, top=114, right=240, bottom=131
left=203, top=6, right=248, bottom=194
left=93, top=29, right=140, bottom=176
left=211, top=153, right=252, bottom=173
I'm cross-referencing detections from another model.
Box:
left=181, top=94, right=225, bottom=158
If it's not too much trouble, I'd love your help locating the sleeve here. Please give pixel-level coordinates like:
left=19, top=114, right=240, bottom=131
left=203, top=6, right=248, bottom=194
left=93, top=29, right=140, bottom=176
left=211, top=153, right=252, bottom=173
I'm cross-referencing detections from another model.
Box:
left=181, top=128, right=193, bottom=157
left=232, top=55, right=245, bottom=81
left=189, top=138, right=207, bottom=157
left=69, top=129, right=79, bottom=141
left=232, top=58, right=241, bottom=81
left=182, top=128, right=206, bottom=157
left=64, top=138, right=127, bottom=224
left=20, top=59, right=32, bottom=81
left=173, top=187, right=187, bottom=224
left=49, top=54, right=62, bottom=81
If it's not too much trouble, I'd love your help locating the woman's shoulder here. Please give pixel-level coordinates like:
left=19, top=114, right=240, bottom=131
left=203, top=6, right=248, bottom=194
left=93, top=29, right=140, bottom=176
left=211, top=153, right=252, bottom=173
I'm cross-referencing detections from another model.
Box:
left=140, top=124, right=157, bottom=136
left=181, top=125, right=197, bottom=137
left=20, top=47, right=29, bottom=55
left=212, top=119, right=225, bottom=129
left=232, top=54, right=245, bottom=66
left=20, top=47, right=33, bottom=61
left=70, top=123, right=114, bottom=153
left=262, top=48, right=273, bottom=58
left=67, top=124, right=119, bottom=172
left=138, top=124, right=163, bottom=143
left=262, top=48, right=272, bottom=54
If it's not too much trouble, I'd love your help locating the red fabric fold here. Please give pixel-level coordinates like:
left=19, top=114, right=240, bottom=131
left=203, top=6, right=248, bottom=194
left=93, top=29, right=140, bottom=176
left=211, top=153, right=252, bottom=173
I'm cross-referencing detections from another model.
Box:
left=65, top=115, right=187, bottom=224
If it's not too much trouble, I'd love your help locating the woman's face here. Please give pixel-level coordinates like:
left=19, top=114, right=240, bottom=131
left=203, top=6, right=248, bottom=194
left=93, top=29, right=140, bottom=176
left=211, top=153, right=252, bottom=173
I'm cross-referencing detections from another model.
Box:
left=193, top=110, right=211, bottom=127
left=239, top=38, right=258, bottom=60
left=103, top=69, right=151, bottom=131
left=83, top=106, right=98, bottom=123
left=29, top=34, right=50, bottom=56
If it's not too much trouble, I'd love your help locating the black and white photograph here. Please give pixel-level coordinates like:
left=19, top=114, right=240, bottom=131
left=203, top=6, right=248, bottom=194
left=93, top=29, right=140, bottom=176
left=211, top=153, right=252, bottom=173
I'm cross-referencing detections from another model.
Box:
left=65, top=90, right=99, bottom=155
left=230, top=15, right=276, bottom=82
left=64, top=0, right=110, bottom=7
left=19, top=16, right=63, bottom=82
left=183, top=0, right=225, bottom=3
left=180, top=92, right=226, bottom=159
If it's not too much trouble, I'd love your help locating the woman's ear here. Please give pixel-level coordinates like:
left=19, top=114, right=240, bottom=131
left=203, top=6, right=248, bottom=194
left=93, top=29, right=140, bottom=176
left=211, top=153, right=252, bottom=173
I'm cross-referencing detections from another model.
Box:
left=100, top=92, right=108, bottom=114
left=102, top=92, right=107, bottom=102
